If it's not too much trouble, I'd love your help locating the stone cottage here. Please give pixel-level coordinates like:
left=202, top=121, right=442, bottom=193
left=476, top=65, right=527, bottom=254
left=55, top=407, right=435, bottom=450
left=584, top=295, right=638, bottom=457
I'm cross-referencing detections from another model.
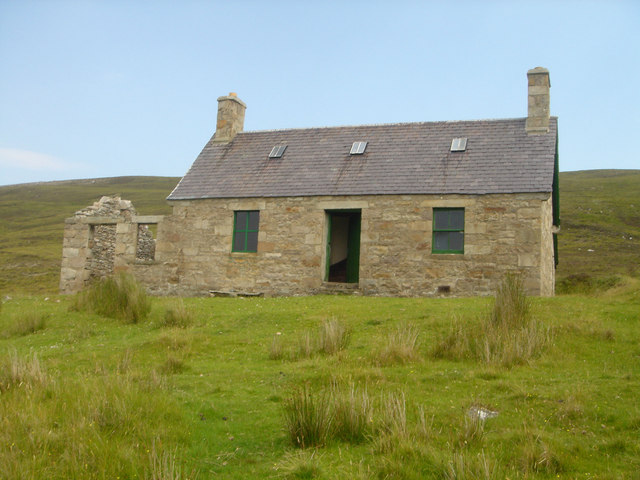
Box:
left=60, top=67, right=559, bottom=297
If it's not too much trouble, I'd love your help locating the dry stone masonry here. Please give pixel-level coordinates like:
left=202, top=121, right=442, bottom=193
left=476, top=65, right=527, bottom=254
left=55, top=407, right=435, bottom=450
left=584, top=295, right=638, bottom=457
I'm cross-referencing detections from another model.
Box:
left=89, top=224, right=116, bottom=280
left=59, top=196, right=163, bottom=293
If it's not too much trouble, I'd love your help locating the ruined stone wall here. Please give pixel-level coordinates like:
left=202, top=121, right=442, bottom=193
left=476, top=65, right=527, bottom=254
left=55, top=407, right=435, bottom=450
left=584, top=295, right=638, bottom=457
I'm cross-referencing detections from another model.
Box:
left=136, top=225, right=156, bottom=261
left=89, top=224, right=116, bottom=280
left=134, top=192, right=554, bottom=297
left=59, top=196, right=162, bottom=294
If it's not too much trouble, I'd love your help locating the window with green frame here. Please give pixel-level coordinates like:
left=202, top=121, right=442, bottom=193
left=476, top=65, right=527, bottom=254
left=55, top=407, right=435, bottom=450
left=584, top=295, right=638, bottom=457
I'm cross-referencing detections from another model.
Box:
left=432, top=208, right=464, bottom=254
left=232, top=211, right=259, bottom=252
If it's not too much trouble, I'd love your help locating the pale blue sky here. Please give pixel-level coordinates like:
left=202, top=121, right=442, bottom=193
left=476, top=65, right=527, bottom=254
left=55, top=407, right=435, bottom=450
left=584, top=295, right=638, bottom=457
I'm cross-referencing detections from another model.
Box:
left=1, top=0, right=639, bottom=186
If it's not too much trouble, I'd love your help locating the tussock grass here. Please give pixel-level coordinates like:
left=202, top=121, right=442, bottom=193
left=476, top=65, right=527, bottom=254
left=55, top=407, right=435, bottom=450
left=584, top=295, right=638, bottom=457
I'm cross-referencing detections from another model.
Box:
left=456, top=413, right=485, bottom=449
left=283, top=385, right=333, bottom=449
left=269, top=334, right=286, bottom=360
left=71, top=272, right=151, bottom=323
left=276, top=450, right=323, bottom=479
left=148, top=441, right=199, bottom=480
left=2, top=311, right=47, bottom=338
left=445, top=451, right=498, bottom=480
left=162, top=299, right=194, bottom=328
left=375, top=323, right=421, bottom=365
left=157, top=330, right=191, bottom=352
left=378, top=392, right=408, bottom=437
left=275, top=318, right=350, bottom=361
left=0, top=350, right=48, bottom=392
left=296, top=331, right=316, bottom=359
left=518, top=430, right=564, bottom=475
left=158, top=355, right=186, bottom=375
left=318, top=318, right=350, bottom=355
left=433, top=274, right=552, bottom=367
left=331, top=383, right=372, bottom=443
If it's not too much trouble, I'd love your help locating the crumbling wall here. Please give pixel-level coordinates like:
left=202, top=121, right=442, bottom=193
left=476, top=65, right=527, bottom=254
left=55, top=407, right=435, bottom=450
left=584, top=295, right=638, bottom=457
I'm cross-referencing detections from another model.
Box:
left=59, top=196, right=163, bottom=294
left=136, top=225, right=156, bottom=261
left=89, top=224, right=116, bottom=280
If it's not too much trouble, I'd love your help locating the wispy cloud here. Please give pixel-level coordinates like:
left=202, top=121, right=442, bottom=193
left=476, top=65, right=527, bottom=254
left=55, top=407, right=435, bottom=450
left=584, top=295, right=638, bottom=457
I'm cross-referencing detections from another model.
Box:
left=0, top=148, right=81, bottom=171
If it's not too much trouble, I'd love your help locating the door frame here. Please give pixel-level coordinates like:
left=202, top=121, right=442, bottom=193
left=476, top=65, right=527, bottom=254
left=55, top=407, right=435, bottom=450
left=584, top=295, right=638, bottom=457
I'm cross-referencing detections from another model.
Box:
left=325, top=209, right=361, bottom=283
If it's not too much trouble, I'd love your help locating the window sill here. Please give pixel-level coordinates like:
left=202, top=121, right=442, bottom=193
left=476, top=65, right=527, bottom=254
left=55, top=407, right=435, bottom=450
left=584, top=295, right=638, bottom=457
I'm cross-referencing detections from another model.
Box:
left=134, top=259, right=157, bottom=265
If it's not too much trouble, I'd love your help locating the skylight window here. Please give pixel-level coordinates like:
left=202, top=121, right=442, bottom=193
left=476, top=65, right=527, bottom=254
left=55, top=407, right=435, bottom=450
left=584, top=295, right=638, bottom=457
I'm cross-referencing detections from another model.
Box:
left=269, top=145, right=287, bottom=158
left=450, top=138, right=467, bottom=152
left=350, top=141, right=367, bottom=155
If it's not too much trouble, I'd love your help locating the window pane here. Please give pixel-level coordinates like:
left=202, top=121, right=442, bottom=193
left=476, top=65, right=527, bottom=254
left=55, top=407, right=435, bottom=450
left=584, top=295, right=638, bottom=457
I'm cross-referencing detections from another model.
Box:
left=247, top=211, right=260, bottom=231
left=233, top=231, right=246, bottom=251
left=246, top=231, right=258, bottom=252
left=434, top=210, right=448, bottom=229
left=449, top=232, right=464, bottom=251
left=449, top=210, right=464, bottom=230
left=235, top=211, right=248, bottom=229
left=434, top=232, right=449, bottom=250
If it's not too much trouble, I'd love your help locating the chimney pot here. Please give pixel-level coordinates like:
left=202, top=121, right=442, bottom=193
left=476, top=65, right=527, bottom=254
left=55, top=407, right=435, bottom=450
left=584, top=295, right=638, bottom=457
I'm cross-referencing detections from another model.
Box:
left=213, top=93, right=246, bottom=143
left=526, top=67, right=551, bottom=135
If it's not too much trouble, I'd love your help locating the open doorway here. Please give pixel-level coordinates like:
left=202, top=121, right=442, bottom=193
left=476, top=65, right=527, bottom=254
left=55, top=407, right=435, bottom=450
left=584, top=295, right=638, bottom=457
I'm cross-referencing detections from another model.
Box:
left=325, top=210, right=361, bottom=283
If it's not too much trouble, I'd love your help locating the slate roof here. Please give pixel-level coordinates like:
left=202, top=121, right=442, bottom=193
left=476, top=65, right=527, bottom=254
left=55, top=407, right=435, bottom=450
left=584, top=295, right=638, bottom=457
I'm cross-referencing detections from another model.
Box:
left=167, top=117, right=558, bottom=200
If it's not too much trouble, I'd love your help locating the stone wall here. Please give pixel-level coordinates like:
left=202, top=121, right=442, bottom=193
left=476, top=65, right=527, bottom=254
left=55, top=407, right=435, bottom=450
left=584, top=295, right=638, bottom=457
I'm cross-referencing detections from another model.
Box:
left=59, top=196, right=162, bottom=294
left=89, top=224, right=116, bottom=280
left=127, top=192, right=555, bottom=297
left=136, top=225, right=156, bottom=261
left=61, top=193, right=555, bottom=297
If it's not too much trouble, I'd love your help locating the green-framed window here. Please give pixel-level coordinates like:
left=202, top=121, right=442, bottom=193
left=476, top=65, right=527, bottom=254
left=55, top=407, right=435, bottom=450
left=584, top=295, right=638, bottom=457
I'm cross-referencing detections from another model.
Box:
left=432, top=208, right=464, bottom=254
left=232, top=211, right=259, bottom=252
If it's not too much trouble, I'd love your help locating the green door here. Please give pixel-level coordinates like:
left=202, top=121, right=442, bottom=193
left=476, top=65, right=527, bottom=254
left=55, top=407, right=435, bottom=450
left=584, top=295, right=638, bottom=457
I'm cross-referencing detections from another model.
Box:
left=325, top=213, right=332, bottom=281
left=346, top=214, right=361, bottom=283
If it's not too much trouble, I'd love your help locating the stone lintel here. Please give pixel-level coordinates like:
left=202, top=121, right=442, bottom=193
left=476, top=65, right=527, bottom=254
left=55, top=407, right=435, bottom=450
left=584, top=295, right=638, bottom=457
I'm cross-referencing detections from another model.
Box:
left=133, top=215, right=164, bottom=224
left=316, top=200, right=369, bottom=210
left=74, top=216, right=120, bottom=225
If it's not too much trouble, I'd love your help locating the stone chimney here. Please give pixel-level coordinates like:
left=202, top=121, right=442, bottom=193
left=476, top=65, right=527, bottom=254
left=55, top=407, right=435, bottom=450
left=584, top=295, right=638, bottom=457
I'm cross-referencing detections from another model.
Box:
left=213, top=92, right=246, bottom=143
left=526, top=67, right=551, bottom=135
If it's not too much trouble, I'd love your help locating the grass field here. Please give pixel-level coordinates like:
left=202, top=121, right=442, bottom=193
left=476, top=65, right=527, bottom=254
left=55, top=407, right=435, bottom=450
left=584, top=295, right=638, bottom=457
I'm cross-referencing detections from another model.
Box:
left=1, top=170, right=638, bottom=294
left=1, top=277, right=639, bottom=479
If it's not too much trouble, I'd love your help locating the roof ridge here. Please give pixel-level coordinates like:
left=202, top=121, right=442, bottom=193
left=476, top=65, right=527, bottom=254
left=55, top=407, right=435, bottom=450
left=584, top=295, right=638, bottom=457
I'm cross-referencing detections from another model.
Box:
left=239, top=117, right=534, bottom=135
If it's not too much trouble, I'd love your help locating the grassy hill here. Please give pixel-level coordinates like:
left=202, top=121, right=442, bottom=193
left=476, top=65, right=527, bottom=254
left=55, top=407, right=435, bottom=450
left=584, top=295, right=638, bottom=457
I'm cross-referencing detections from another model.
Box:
left=0, top=170, right=638, bottom=294
left=558, top=170, right=640, bottom=284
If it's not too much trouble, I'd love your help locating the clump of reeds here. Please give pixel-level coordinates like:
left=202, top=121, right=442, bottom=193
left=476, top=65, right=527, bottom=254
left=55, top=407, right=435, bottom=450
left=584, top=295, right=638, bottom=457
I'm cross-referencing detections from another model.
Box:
left=161, top=299, right=194, bottom=328
left=318, top=318, right=351, bottom=355
left=2, top=312, right=47, bottom=338
left=279, top=318, right=351, bottom=360
left=432, top=274, right=551, bottom=367
left=71, top=272, right=151, bottom=323
left=283, top=384, right=333, bottom=448
left=0, top=350, right=48, bottom=392
left=375, top=323, right=421, bottom=365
